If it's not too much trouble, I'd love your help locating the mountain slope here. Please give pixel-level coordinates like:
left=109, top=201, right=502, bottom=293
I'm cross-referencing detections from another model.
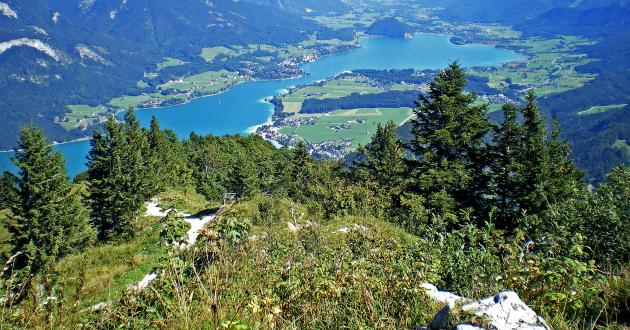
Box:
left=0, top=0, right=333, bottom=149
left=242, top=0, right=349, bottom=15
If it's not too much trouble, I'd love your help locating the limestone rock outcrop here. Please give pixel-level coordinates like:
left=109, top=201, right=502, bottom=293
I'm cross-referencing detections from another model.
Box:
left=421, top=283, right=549, bottom=330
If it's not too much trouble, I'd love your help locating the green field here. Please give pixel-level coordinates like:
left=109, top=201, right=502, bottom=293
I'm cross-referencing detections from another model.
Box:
left=310, top=11, right=380, bottom=29
left=468, top=35, right=597, bottom=97
left=56, top=104, right=109, bottom=131
left=156, top=57, right=186, bottom=70
left=280, top=77, right=414, bottom=113
left=280, top=107, right=413, bottom=148
left=200, top=46, right=237, bottom=62
left=108, top=95, right=151, bottom=108
left=578, top=104, right=627, bottom=116
left=136, top=80, right=150, bottom=88
left=158, top=70, right=244, bottom=95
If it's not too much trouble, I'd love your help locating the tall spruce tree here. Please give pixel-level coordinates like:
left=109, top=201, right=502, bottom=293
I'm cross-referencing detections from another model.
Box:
left=407, top=62, right=491, bottom=222
left=148, top=117, right=191, bottom=192
left=490, top=103, right=525, bottom=229
left=543, top=119, right=583, bottom=204
left=87, top=112, right=151, bottom=241
left=518, top=90, right=548, bottom=212
left=9, top=126, right=94, bottom=273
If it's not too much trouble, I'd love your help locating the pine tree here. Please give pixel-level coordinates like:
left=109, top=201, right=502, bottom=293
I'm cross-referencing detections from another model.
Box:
left=407, top=62, right=491, bottom=222
left=518, top=90, right=548, bottom=212
left=148, top=117, right=192, bottom=192
left=0, top=171, right=17, bottom=210
left=490, top=103, right=525, bottom=229
left=123, top=110, right=153, bottom=200
left=9, top=126, right=94, bottom=274
left=543, top=119, right=583, bottom=204
left=354, top=121, right=406, bottom=189
left=87, top=115, right=147, bottom=240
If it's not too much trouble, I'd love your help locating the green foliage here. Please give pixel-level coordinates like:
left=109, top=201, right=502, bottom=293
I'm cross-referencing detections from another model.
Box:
left=407, top=62, right=491, bottom=222
left=185, top=134, right=291, bottom=203
left=8, top=126, right=95, bottom=276
left=86, top=112, right=156, bottom=240
left=159, top=211, right=190, bottom=246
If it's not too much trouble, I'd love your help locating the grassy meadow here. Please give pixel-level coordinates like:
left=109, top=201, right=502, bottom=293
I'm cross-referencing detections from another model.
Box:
left=280, top=107, right=412, bottom=148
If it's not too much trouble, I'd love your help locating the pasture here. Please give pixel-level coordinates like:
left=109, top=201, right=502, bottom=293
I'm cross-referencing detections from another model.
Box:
left=280, top=107, right=412, bottom=148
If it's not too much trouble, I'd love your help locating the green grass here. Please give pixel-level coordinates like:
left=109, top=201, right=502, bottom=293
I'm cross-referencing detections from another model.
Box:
left=578, top=104, right=627, bottom=116
left=310, top=11, right=380, bottom=29
left=156, top=57, right=186, bottom=70
left=53, top=187, right=212, bottom=307
left=56, top=104, right=108, bottom=131
left=158, top=70, right=243, bottom=95
left=136, top=80, right=150, bottom=88
left=108, top=95, right=151, bottom=108
left=280, top=107, right=412, bottom=148
left=55, top=216, right=166, bottom=306
left=279, top=78, right=391, bottom=113
left=468, top=35, right=597, bottom=97
left=157, top=187, right=219, bottom=215
left=200, top=46, right=237, bottom=62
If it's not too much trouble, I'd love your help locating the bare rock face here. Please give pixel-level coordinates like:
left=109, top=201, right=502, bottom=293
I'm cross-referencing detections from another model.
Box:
left=421, top=284, right=550, bottom=330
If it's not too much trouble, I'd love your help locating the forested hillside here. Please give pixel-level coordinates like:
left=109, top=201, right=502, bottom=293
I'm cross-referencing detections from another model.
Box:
left=0, top=0, right=337, bottom=149
left=0, top=64, right=628, bottom=329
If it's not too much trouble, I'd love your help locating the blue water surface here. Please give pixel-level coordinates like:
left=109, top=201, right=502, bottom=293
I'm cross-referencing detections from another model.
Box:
left=0, top=34, right=524, bottom=177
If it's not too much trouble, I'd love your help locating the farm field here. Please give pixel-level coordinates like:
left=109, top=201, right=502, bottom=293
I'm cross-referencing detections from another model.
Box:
left=200, top=46, right=238, bottom=62
left=468, top=35, right=597, bottom=98
left=156, top=57, right=186, bottom=70
left=56, top=104, right=109, bottom=131
left=279, top=76, right=416, bottom=113
left=280, top=77, right=385, bottom=113
left=280, top=107, right=412, bottom=148
left=158, top=70, right=244, bottom=94
left=108, top=94, right=151, bottom=109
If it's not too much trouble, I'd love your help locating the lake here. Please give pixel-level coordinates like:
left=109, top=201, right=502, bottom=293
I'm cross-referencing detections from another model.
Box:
left=0, top=33, right=524, bottom=177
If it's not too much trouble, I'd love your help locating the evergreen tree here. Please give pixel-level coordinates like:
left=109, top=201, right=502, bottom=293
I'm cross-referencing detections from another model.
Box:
left=288, top=142, right=313, bottom=202
left=407, top=62, right=491, bottom=222
left=87, top=114, right=148, bottom=241
left=0, top=171, right=17, bottom=210
left=518, top=91, right=548, bottom=212
left=490, top=103, right=524, bottom=229
left=9, top=126, right=94, bottom=273
left=354, top=121, right=406, bottom=190
left=123, top=110, right=153, bottom=200
left=543, top=119, right=583, bottom=204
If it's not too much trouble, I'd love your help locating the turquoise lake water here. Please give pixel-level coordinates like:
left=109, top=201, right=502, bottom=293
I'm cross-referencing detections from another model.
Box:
left=0, top=33, right=524, bottom=177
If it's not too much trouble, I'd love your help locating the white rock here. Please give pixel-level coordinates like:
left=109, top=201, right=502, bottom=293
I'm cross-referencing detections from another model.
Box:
left=420, top=283, right=471, bottom=308
left=181, top=213, right=216, bottom=248
left=461, top=291, right=549, bottom=330
left=52, top=12, right=60, bottom=24
left=336, top=224, right=369, bottom=234
left=130, top=272, right=157, bottom=290
left=422, top=284, right=549, bottom=330
left=0, top=2, right=17, bottom=19
left=0, top=38, right=62, bottom=61
left=144, top=200, right=171, bottom=217
left=287, top=221, right=301, bottom=233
